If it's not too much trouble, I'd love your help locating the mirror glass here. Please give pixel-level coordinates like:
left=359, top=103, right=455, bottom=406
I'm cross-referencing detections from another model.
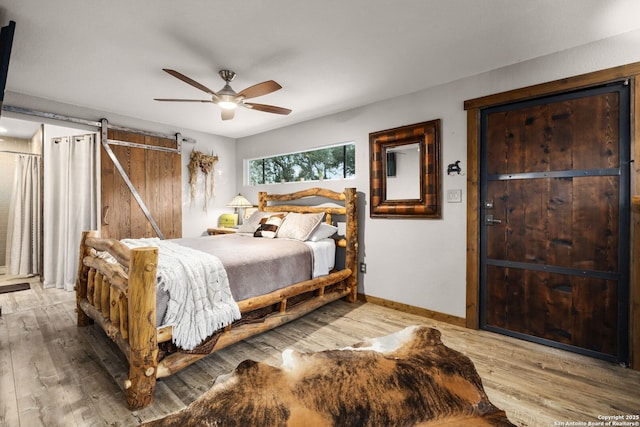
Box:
left=385, top=143, right=420, bottom=200
left=369, top=119, right=441, bottom=218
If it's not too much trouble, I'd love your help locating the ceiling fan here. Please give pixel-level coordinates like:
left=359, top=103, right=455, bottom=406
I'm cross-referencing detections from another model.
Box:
left=155, top=69, right=292, bottom=121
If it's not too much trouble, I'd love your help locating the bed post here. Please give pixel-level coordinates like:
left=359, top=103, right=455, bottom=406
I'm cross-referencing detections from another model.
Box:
left=125, top=247, right=159, bottom=410
left=344, top=188, right=359, bottom=303
left=76, top=230, right=97, bottom=327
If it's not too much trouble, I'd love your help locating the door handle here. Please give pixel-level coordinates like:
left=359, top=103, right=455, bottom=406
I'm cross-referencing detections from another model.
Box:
left=485, top=214, right=502, bottom=225
left=103, top=206, right=110, bottom=225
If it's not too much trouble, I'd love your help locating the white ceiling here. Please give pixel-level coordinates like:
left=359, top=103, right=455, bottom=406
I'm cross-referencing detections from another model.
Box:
left=0, top=116, right=40, bottom=139
left=2, top=0, right=640, bottom=139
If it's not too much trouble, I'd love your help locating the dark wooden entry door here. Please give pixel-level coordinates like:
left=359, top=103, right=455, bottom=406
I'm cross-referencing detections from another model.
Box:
left=480, top=83, right=630, bottom=363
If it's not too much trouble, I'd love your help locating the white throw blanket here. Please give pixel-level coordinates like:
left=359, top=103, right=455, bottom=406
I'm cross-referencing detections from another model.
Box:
left=121, top=238, right=241, bottom=351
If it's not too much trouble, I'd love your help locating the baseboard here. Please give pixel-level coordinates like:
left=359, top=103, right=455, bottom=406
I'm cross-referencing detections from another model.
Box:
left=357, top=293, right=466, bottom=328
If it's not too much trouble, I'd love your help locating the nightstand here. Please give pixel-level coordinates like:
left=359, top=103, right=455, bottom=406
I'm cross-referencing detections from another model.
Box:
left=207, top=227, right=238, bottom=236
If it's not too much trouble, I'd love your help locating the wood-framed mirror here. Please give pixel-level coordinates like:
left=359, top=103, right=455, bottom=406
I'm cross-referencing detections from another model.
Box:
left=369, top=119, right=441, bottom=218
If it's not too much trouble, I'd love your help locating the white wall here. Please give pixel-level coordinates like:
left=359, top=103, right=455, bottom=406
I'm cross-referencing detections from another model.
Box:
left=236, top=29, right=640, bottom=318
left=180, top=129, right=236, bottom=237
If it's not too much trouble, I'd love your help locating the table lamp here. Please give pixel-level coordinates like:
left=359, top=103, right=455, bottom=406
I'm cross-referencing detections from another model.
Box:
left=226, top=193, right=253, bottom=225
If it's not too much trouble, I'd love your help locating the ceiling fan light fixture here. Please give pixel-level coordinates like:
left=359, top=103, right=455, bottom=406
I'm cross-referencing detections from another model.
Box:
left=218, top=99, right=238, bottom=110
left=219, top=103, right=237, bottom=110
left=156, top=68, right=291, bottom=119
left=216, top=82, right=239, bottom=109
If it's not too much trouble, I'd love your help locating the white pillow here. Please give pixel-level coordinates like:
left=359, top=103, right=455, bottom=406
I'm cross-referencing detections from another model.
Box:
left=307, top=223, right=338, bottom=241
left=237, top=210, right=271, bottom=233
left=277, top=212, right=324, bottom=241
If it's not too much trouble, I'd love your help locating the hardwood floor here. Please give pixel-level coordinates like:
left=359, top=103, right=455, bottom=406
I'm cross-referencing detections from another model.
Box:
left=1, top=281, right=639, bottom=426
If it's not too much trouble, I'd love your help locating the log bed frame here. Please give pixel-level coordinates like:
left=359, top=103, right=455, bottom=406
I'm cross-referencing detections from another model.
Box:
left=75, top=187, right=358, bottom=410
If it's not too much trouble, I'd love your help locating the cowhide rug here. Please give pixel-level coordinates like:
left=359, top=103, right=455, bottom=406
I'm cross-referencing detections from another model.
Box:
left=141, top=326, right=515, bottom=426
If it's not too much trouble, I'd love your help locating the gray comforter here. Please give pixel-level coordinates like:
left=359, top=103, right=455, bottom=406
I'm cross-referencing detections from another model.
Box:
left=156, top=234, right=313, bottom=325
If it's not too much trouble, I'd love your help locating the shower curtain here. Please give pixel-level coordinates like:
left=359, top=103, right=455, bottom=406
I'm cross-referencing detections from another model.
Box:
left=43, top=134, right=98, bottom=291
left=5, top=154, right=42, bottom=276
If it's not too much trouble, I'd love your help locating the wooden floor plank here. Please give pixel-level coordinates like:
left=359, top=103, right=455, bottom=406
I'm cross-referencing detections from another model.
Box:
left=0, top=314, right=19, bottom=427
left=7, top=310, right=77, bottom=426
left=2, top=282, right=639, bottom=426
left=39, top=302, right=140, bottom=426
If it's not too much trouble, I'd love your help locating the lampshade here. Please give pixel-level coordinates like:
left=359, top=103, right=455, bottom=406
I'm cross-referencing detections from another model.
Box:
left=226, top=194, right=253, bottom=208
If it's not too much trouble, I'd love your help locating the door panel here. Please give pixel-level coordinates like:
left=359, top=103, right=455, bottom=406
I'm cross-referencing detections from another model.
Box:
left=486, top=176, right=619, bottom=271
left=481, top=84, right=629, bottom=362
left=101, top=130, right=182, bottom=240
left=485, top=266, right=618, bottom=356
left=486, top=93, right=620, bottom=174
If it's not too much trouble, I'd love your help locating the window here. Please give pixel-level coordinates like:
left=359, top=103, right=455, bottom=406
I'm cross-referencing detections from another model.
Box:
left=248, top=142, right=355, bottom=185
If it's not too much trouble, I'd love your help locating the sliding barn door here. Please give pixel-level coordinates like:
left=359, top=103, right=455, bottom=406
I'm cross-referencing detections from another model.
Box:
left=101, top=130, right=182, bottom=240
left=480, top=83, right=630, bottom=363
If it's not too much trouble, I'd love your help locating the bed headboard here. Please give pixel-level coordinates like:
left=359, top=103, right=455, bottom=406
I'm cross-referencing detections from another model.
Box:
left=258, top=187, right=358, bottom=292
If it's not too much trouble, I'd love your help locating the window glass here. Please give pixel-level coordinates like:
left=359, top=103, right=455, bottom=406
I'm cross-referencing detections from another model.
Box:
left=248, top=142, right=355, bottom=185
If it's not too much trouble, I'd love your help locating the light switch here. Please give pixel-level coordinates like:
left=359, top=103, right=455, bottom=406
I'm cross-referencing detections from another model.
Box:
left=446, top=189, right=462, bottom=203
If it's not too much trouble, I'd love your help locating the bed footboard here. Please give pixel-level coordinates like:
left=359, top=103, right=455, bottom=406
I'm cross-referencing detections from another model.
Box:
left=76, top=230, right=161, bottom=409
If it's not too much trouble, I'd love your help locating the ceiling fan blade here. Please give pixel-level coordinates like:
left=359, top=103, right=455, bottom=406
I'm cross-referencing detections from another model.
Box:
left=162, top=69, right=217, bottom=96
left=237, top=80, right=282, bottom=99
left=154, top=98, right=214, bottom=102
left=244, top=102, right=292, bottom=115
left=221, top=109, right=235, bottom=121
